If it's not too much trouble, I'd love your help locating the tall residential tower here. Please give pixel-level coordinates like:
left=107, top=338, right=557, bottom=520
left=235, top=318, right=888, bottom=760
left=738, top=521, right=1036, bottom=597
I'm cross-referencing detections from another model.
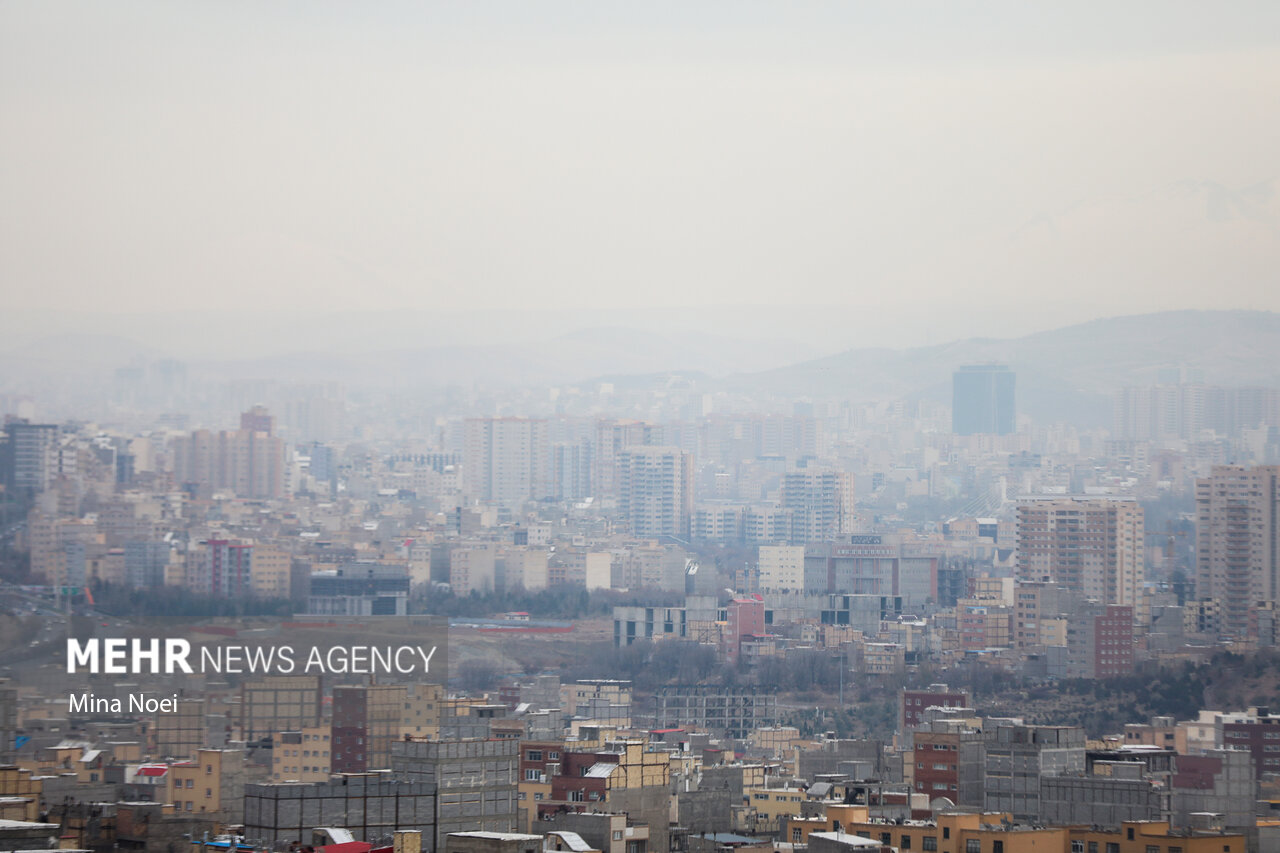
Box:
left=1015, top=497, right=1144, bottom=607
left=1195, top=465, right=1280, bottom=639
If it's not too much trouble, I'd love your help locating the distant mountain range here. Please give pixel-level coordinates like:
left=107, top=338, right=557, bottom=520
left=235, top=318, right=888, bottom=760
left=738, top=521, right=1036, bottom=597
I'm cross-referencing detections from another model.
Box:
left=1, top=310, right=1277, bottom=428
left=725, top=310, right=1280, bottom=426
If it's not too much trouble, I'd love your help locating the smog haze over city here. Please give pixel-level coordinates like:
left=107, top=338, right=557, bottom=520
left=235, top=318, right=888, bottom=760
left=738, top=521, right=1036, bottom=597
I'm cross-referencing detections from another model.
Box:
left=3, top=5, right=1280, bottom=853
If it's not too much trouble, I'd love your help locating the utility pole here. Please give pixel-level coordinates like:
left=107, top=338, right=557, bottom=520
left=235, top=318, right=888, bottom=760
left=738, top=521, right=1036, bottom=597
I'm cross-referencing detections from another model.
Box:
left=838, top=645, right=845, bottom=707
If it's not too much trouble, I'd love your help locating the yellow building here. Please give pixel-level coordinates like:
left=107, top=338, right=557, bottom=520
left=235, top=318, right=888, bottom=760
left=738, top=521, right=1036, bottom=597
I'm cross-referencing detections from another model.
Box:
left=562, top=680, right=633, bottom=715
left=748, top=726, right=801, bottom=758
left=1069, top=822, right=1245, bottom=853
left=745, top=785, right=805, bottom=834
left=164, top=748, right=243, bottom=816
left=861, top=642, right=906, bottom=675
left=272, top=725, right=331, bottom=782
left=107, top=741, right=144, bottom=762
left=0, top=765, right=43, bottom=820
left=33, top=740, right=91, bottom=775
left=788, top=807, right=1065, bottom=853
left=400, top=683, right=444, bottom=740
left=604, top=739, right=670, bottom=789
left=568, top=721, right=621, bottom=745
left=250, top=544, right=292, bottom=598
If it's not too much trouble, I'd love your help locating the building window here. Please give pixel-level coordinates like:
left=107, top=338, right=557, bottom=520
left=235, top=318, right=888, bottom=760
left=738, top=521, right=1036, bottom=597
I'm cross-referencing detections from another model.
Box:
left=1072, top=843, right=1084, bottom=853
left=943, top=828, right=951, bottom=840
left=993, top=842, right=1003, bottom=853
left=924, top=837, right=938, bottom=851
left=614, top=832, right=624, bottom=841
left=1090, top=843, right=1099, bottom=853
left=1146, top=846, right=1159, bottom=853
left=902, top=836, right=912, bottom=849
left=966, top=840, right=980, bottom=853
left=1107, top=844, right=1120, bottom=853
left=526, top=769, right=542, bottom=781
left=528, top=750, right=544, bottom=761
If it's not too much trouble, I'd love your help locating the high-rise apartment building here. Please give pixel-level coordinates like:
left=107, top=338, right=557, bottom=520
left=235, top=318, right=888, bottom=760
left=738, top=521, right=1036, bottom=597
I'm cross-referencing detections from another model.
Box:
left=593, top=419, right=662, bottom=497
left=779, top=468, right=855, bottom=543
left=0, top=420, right=61, bottom=495
left=1015, top=497, right=1144, bottom=607
left=952, top=365, right=1016, bottom=435
left=240, top=404, right=276, bottom=434
left=187, top=539, right=254, bottom=598
left=550, top=441, right=592, bottom=500
left=463, top=418, right=549, bottom=506
left=125, top=540, right=171, bottom=588
left=1195, top=465, right=1280, bottom=639
left=170, top=408, right=286, bottom=499
left=1115, top=383, right=1280, bottom=441
left=616, top=446, right=694, bottom=539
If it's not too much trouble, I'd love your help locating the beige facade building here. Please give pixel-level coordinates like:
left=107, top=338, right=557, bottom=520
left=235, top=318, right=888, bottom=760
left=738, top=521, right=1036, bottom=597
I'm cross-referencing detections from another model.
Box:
left=779, top=468, right=856, bottom=543
left=250, top=544, right=292, bottom=598
left=758, top=545, right=805, bottom=592
left=499, top=546, right=548, bottom=592
left=1195, top=465, right=1280, bottom=639
left=400, top=683, right=445, bottom=740
left=271, top=726, right=331, bottom=782
left=1015, top=497, right=1144, bottom=607
left=593, top=419, right=663, bottom=497
left=450, top=544, right=497, bottom=596
left=463, top=417, right=549, bottom=506
left=617, top=446, right=694, bottom=540
left=171, top=410, right=287, bottom=499
left=164, top=748, right=244, bottom=816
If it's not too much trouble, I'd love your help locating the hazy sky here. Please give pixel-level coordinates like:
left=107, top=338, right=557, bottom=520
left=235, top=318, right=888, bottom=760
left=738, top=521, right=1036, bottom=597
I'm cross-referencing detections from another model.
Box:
left=2, top=2, right=1278, bottom=348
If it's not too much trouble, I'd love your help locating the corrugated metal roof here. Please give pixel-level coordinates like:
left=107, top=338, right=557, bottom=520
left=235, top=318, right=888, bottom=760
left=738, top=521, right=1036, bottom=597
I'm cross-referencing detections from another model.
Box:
left=548, top=832, right=595, bottom=852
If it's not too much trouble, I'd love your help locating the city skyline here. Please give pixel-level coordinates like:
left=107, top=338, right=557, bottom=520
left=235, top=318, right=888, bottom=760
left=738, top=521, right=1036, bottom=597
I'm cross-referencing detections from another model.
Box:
left=4, top=6, right=1280, bottom=852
